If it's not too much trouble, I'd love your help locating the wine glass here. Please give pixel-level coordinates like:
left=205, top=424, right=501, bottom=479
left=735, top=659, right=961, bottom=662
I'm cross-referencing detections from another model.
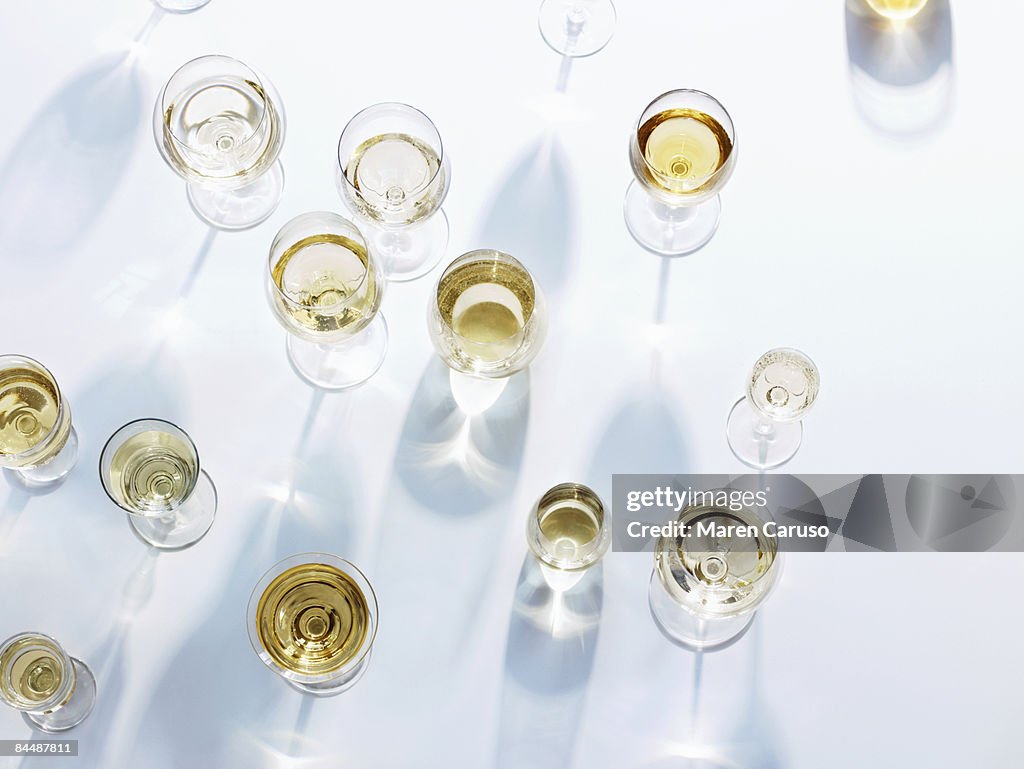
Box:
left=726, top=348, right=821, bottom=470
left=99, top=418, right=217, bottom=550
left=247, top=553, right=378, bottom=697
left=336, top=102, right=451, bottom=282
left=266, top=211, right=387, bottom=390
left=0, top=632, right=96, bottom=732
left=624, top=89, right=738, bottom=256
left=0, top=355, right=78, bottom=486
left=527, top=483, right=610, bottom=591
left=649, top=496, right=781, bottom=649
left=428, top=250, right=547, bottom=379
left=538, top=0, right=617, bottom=58
left=154, top=54, right=286, bottom=231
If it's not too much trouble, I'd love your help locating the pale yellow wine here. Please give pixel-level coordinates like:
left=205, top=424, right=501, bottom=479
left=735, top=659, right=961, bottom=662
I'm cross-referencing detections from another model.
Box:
left=0, top=366, right=59, bottom=457
left=108, top=429, right=198, bottom=512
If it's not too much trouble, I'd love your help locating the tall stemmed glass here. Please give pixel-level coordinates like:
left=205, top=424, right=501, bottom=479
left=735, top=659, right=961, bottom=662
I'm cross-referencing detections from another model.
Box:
left=649, top=497, right=781, bottom=650
left=248, top=553, right=378, bottom=697
left=0, top=632, right=96, bottom=732
left=726, top=348, right=821, bottom=470
left=337, top=102, right=451, bottom=282
left=0, top=355, right=78, bottom=486
left=625, top=89, right=737, bottom=256
left=538, top=0, right=617, bottom=57
left=266, top=212, right=387, bottom=390
left=154, top=54, right=286, bottom=230
left=527, top=483, right=609, bottom=591
left=99, top=418, right=217, bottom=550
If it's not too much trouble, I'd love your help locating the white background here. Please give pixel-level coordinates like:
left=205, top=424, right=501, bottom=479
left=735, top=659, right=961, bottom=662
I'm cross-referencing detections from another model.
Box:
left=1, top=1, right=1022, bottom=767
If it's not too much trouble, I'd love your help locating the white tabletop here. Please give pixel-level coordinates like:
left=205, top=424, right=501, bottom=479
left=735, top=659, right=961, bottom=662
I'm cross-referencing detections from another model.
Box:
left=0, top=1, right=1021, bottom=767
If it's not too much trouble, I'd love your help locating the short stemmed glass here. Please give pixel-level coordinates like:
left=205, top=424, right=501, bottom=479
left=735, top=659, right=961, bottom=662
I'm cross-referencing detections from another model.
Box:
left=625, top=89, right=738, bottom=256
left=527, top=483, right=610, bottom=591
left=248, top=553, right=378, bottom=697
left=0, top=356, right=78, bottom=486
left=154, top=54, right=286, bottom=230
left=538, top=0, right=617, bottom=58
left=266, top=212, right=387, bottom=391
left=428, top=250, right=547, bottom=380
left=336, top=102, right=451, bottom=282
left=649, top=497, right=781, bottom=650
left=0, top=632, right=96, bottom=732
left=99, top=418, right=217, bottom=550
left=726, top=348, right=820, bottom=470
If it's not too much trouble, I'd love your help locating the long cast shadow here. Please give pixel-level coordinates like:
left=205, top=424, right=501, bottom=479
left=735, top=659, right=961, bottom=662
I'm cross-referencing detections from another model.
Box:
left=495, top=556, right=603, bottom=768
left=846, top=0, right=955, bottom=140
left=0, top=51, right=143, bottom=257
left=476, top=135, right=575, bottom=296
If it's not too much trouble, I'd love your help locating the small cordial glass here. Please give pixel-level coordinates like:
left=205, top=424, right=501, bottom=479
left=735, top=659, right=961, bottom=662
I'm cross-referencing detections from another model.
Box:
left=527, top=483, right=610, bottom=573
left=0, top=355, right=78, bottom=486
left=625, top=89, right=737, bottom=256
left=428, top=250, right=547, bottom=380
left=99, top=418, right=217, bottom=550
left=0, top=632, right=96, bottom=732
left=247, top=553, right=378, bottom=697
left=266, top=211, right=388, bottom=391
left=727, top=348, right=821, bottom=470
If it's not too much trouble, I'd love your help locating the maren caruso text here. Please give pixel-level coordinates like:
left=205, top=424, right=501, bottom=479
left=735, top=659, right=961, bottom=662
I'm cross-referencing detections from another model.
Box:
left=625, top=520, right=830, bottom=540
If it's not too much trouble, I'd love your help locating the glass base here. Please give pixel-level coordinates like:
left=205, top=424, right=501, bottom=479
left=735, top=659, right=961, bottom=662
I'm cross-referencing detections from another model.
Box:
left=186, top=160, right=284, bottom=231
left=287, top=651, right=371, bottom=697
left=24, top=658, right=96, bottom=732
left=648, top=573, right=755, bottom=651
left=367, top=211, right=449, bottom=283
left=539, top=0, right=617, bottom=58
left=152, top=0, right=212, bottom=12
left=726, top=398, right=803, bottom=470
left=624, top=181, right=721, bottom=256
left=286, top=314, right=389, bottom=391
left=10, top=427, right=78, bottom=488
left=128, top=470, right=217, bottom=550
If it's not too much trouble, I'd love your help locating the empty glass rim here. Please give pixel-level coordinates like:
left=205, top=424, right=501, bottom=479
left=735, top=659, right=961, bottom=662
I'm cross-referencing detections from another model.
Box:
left=435, top=250, right=538, bottom=345
left=336, top=101, right=446, bottom=197
left=98, top=417, right=201, bottom=514
left=246, top=552, right=379, bottom=683
left=0, top=354, right=67, bottom=459
left=160, top=53, right=270, bottom=150
left=635, top=88, right=737, bottom=188
left=266, top=212, right=372, bottom=313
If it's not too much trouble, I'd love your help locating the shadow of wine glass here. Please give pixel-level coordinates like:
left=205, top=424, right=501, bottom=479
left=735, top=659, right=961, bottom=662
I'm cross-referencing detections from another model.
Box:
left=476, top=134, right=575, bottom=296
left=495, top=556, right=603, bottom=768
left=0, top=50, right=143, bottom=257
left=845, top=0, right=955, bottom=141
left=586, top=386, right=690, bottom=502
left=18, top=550, right=161, bottom=769
left=639, top=618, right=785, bottom=769
left=394, top=358, right=531, bottom=516
left=122, top=393, right=357, bottom=769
